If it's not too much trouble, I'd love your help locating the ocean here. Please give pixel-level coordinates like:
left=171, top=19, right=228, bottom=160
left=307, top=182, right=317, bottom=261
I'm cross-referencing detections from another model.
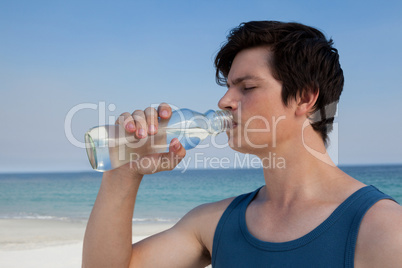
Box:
left=0, top=165, right=401, bottom=224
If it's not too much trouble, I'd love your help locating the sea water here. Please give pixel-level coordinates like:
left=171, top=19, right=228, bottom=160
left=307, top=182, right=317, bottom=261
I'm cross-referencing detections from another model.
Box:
left=0, top=165, right=401, bottom=223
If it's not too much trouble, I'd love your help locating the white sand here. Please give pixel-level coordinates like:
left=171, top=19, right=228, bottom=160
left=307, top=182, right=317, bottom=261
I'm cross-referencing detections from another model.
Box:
left=0, top=219, right=175, bottom=268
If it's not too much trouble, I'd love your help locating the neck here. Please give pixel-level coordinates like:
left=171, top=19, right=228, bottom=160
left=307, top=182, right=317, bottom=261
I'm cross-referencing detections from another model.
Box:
left=258, top=125, right=347, bottom=205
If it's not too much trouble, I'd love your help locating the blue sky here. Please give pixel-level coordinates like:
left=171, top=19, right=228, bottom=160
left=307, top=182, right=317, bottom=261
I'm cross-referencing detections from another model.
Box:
left=1, top=0, right=401, bottom=172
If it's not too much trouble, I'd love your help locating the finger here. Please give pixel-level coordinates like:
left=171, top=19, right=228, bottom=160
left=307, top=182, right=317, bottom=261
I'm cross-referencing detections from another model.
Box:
left=162, top=139, right=186, bottom=172
left=115, top=112, right=136, bottom=133
left=163, top=138, right=186, bottom=171
left=132, top=110, right=147, bottom=139
left=144, top=107, right=158, bottom=135
left=133, top=139, right=186, bottom=174
left=169, top=138, right=186, bottom=158
left=158, top=102, right=172, bottom=119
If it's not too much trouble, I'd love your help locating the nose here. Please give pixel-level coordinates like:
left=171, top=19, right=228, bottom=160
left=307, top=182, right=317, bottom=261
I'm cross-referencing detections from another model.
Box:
left=218, top=88, right=238, bottom=111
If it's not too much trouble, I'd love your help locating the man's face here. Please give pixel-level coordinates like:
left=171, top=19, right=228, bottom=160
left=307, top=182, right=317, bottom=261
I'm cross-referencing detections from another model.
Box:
left=218, top=46, right=297, bottom=156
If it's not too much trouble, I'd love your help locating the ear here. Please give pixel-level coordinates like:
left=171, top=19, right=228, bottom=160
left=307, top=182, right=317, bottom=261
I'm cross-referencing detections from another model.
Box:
left=295, top=89, right=319, bottom=117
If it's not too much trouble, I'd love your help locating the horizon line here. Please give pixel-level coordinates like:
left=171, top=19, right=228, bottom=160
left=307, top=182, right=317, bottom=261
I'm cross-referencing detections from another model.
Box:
left=1, top=162, right=401, bottom=175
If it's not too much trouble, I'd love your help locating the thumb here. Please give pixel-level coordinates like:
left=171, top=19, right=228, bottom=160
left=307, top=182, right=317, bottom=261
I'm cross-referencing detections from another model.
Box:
left=155, top=138, right=186, bottom=173
left=134, top=138, right=186, bottom=174
left=167, top=138, right=186, bottom=166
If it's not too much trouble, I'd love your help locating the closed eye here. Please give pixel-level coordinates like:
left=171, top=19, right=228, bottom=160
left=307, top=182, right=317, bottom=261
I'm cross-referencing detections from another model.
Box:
left=244, top=87, right=256, bottom=91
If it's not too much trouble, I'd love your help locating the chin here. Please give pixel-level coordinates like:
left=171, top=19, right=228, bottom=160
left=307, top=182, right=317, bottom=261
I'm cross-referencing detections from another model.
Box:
left=228, top=140, right=258, bottom=155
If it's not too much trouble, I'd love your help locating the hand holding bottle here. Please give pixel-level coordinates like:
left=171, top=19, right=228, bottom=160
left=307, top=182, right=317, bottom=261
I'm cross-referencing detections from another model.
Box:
left=107, top=103, right=187, bottom=175
left=85, top=103, right=232, bottom=172
left=83, top=103, right=232, bottom=267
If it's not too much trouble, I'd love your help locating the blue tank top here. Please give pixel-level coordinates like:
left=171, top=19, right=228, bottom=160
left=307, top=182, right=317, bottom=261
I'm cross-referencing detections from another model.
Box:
left=212, top=185, right=396, bottom=267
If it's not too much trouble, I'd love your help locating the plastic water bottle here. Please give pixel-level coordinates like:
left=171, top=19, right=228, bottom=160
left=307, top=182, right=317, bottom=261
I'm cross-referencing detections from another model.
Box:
left=85, top=109, right=233, bottom=172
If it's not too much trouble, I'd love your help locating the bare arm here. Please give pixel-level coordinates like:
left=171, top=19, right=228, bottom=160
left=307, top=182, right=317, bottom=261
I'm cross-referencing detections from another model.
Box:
left=82, top=104, right=206, bottom=267
left=82, top=163, right=217, bottom=268
left=82, top=165, right=143, bottom=267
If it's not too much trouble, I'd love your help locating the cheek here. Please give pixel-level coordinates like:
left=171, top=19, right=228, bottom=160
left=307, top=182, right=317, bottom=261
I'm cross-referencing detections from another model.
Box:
left=232, top=116, right=269, bottom=149
left=241, top=111, right=289, bottom=145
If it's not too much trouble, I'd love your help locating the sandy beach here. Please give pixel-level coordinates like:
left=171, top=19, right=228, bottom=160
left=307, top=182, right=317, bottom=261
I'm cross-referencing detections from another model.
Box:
left=0, top=219, right=175, bottom=268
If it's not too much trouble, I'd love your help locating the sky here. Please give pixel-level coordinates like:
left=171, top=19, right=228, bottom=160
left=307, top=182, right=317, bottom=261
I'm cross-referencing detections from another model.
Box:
left=1, top=0, right=401, bottom=173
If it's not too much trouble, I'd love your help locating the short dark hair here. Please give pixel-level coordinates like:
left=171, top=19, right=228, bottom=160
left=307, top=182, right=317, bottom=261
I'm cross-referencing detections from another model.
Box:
left=214, top=21, right=344, bottom=145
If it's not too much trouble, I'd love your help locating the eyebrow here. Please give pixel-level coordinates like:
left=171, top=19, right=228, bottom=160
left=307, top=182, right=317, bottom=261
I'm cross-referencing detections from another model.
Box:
left=226, top=75, right=262, bottom=87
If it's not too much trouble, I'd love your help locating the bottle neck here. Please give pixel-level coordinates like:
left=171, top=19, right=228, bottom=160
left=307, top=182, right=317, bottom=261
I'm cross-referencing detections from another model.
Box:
left=210, top=110, right=233, bottom=133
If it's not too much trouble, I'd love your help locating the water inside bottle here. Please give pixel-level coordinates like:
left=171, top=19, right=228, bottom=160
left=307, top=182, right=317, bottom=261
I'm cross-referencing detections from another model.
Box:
left=165, top=128, right=210, bottom=150
left=85, top=127, right=211, bottom=172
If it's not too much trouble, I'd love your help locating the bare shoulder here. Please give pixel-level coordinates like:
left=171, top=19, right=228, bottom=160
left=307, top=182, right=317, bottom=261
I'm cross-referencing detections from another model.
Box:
left=186, top=196, right=236, bottom=220
left=130, top=196, right=236, bottom=267
left=175, top=196, right=236, bottom=253
left=355, top=198, right=402, bottom=268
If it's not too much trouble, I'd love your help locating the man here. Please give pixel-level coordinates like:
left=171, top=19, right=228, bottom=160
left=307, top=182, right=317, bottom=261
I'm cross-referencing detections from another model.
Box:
left=82, top=21, right=402, bottom=267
